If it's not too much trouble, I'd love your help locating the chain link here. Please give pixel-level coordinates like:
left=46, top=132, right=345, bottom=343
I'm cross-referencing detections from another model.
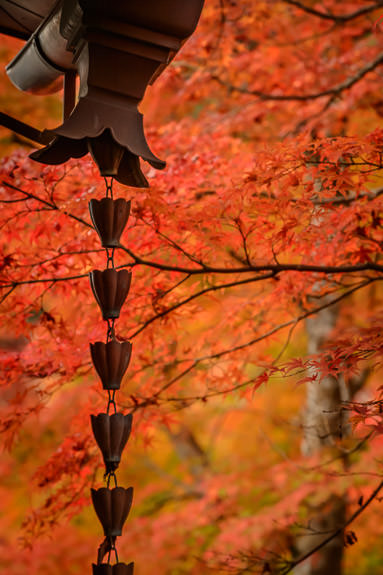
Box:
left=107, top=389, right=117, bottom=414
left=106, top=247, right=115, bottom=269
left=104, top=176, right=114, bottom=199
left=107, top=540, right=119, bottom=565
left=106, top=470, right=118, bottom=489
left=106, top=318, right=116, bottom=343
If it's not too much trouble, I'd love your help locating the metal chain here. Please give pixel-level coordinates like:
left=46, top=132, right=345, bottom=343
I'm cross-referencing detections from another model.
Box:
left=104, top=181, right=118, bottom=495
left=107, top=389, right=117, bottom=414
left=106, top=318, right=116, bottom=343
left=106, top=247, right=115, bottom=269
left=106, top=471, right=118, bottom=489
left=104, top=176, right=114, bottom=199
left=107, top=539, right=119, bottom=565
left=98, top=177, right=123, bottom=563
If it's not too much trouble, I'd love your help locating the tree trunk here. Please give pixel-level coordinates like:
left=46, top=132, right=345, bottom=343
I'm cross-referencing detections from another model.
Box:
left=303, top=301, right=346, bottom=456
left=294, top=494, right=346, bottom=575
left=167, top=424, right=209, bottom=480
left=294, top=300, right=346, bottom=575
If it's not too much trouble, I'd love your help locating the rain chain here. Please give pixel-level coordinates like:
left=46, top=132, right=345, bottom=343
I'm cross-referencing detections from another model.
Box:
left=89, top=177, right=134, bottom=575
left=0, top=5, right=206, bottom=572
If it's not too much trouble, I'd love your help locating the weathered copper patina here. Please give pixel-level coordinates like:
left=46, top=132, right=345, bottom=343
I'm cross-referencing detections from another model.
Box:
left=91, top=413, right=132, bottom=473
left=91, top=487, right=134, bottom=537
left=89, top=198, right=131, bottom=249
left=90, top=340, right=132, bottom=391
left=90, top=269, right=132, bottom=320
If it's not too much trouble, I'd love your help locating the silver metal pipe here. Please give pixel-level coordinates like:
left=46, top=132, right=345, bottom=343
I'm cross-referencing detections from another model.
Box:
left=6, top=2, right=78, bottom=94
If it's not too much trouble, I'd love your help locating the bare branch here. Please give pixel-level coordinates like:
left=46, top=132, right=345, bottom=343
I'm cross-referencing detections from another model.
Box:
left=120, top=249, right=383, bottom=276
left=136, top=278, right=379, bottom=405
left=1, top=181, right=92, bottom=229
left=1, top=262, right=382, bottom=293
left=129, top=272, right=276, bottom=338
left=282, top=0, right=383, bottom=23
left=281, top=479, right=383, bottom=574
left=213, top=51, right=383, bottom=101
left=3, top=184, right=383, bottom=277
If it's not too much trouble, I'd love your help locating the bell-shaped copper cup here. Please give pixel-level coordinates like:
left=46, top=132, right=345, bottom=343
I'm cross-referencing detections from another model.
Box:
left=89, top=197, right=131, bottom=248
left=91, top=487, right=134, bottom=537
left=91, top=413, right=133, bottom=473
left=88, top=130, right=125, bottom=177
left=90, top=340, right=132, bottom=390
left=92, top=563, right=134, bottom=575
left=90, top=269, right=132, bottom=320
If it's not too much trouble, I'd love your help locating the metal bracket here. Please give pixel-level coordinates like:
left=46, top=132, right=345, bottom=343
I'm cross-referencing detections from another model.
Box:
left=0, top=111, right=53, bottom=145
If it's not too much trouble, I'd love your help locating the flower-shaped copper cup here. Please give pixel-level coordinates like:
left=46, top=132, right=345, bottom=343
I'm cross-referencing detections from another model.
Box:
left=91, top=413, right=133, bottom=473
left=90, top=269, right=131, bottom=320
left=90, top=340, right=132, bottom=391
left=89, top=197, right=131, bottom=248
left=91, top=486, right=134, bottom=538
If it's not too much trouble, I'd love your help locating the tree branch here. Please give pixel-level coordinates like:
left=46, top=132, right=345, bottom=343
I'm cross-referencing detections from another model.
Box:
left=129, top=272, right=276, bottom=339
left=1, top=262, right=381, bottom=292
left=134, top=278, right=379, bottom=405
left=213, top=51, right=383, bottom=101
left=281, top=479, right=383, bottom=574
left=282, top=0, right=383, bottom=22
left=120, top=250, right=383, bottom=276
left=1, top=181, right=93, bottom=229
left=3, top=183, right=383, bottom=278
